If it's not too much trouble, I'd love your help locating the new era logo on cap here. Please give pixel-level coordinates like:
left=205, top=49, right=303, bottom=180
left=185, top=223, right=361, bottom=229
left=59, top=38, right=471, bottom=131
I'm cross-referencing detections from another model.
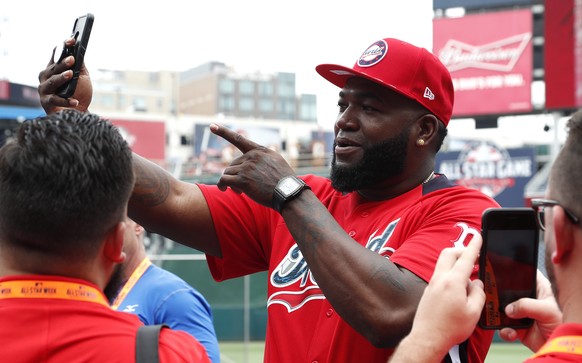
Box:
left=315, top=38, right=454, bottom=126
left=424, top=87, right=435, bottom=100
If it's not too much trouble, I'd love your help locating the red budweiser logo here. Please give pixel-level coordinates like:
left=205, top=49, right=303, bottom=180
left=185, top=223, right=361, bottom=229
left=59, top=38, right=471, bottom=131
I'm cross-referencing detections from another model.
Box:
left=438, top=33, right=532, bottom=72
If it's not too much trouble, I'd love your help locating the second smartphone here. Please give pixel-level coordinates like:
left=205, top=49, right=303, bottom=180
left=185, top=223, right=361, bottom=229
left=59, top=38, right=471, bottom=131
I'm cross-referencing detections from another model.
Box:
left=478, top=208, right=539, bottom=330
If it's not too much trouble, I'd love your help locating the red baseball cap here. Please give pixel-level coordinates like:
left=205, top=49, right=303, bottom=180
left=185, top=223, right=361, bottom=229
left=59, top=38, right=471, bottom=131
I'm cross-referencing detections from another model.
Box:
left=316, top=38, right=454, bottom=126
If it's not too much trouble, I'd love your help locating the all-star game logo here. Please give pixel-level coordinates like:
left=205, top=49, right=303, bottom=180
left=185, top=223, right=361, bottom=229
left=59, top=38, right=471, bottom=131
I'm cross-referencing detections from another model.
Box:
left=439, top=141, right=533, bottom=198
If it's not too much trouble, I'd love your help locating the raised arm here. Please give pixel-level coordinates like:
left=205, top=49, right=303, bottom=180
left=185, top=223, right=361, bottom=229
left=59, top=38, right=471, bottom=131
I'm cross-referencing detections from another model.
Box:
left=128, top=154, right=221, bottom=257
left=211, top=124, right=428, bottom=347
left=37, top=40, right=221, bottom=257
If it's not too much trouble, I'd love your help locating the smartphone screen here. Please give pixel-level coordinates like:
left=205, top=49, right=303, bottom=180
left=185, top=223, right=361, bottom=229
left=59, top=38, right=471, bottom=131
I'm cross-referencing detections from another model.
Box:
left=478, top=208, right=539, bottom=329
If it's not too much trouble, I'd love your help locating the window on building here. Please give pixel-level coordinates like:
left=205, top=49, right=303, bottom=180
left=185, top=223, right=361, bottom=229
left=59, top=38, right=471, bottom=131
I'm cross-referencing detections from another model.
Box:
left=239, top=97, right=254, bottom=112
left=277, top=99, right=295, bottom=119
left=277, top=72, right=295, bottom=97
left=278, top=72, right=295, bottom=83
left=277, top=83, right=295, bottom=97
left=219, top=78, right=235, bottom=93
left=239, top=80, right=254, bottom=95
left=218, top=95, right=235, bottom=111
left=299, top=103, right=317, bottom=122
left=258, top=81, right=273, bottom=96
left=259, top=98, right=274, bottom=112
left=299, top=94, right=317, bottom=122
left=133, top=97, right=147, bottom=112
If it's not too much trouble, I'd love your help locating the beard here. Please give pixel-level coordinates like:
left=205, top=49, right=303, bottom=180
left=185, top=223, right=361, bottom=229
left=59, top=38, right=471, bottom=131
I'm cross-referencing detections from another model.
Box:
left=330, top=127, right=410, bottom=192
left=103, top=263, right=126, bottom=304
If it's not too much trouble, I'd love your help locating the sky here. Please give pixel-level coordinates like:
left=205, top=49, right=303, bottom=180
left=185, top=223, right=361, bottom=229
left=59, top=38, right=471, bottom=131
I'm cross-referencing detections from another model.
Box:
left=1, top=0, right=567, bottom=148
left=1, top=0, right=434, bottom=127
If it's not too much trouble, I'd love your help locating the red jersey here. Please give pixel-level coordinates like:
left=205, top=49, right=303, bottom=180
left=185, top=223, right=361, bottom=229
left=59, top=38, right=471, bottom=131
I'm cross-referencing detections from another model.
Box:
left=0, top=275, right=210, bottom=363
left=200, top=174, right=498, bottom=363
left=524, top=323, right=582, bottom=362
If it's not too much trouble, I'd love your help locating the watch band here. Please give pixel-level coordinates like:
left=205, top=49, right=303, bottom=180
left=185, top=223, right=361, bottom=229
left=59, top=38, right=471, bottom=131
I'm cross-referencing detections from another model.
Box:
left=272, top=176, right=311, bottom=214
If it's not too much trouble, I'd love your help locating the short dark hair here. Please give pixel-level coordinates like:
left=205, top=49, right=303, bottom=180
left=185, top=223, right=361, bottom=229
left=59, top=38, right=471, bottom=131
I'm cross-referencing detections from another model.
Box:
left=435, top=120, right=448, bottom=153
left=550, top=109, right=582, bottom=218
left=0, top=109, right=134, bottom=261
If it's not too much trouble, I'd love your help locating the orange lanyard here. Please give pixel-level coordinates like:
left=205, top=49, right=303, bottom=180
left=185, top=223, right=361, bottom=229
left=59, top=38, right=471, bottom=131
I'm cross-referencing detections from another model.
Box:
left=110, top=257, right=151, bottom=309
left=0, top=279, right=109, bottom=307
left=531, top=335, right=582, bottom=358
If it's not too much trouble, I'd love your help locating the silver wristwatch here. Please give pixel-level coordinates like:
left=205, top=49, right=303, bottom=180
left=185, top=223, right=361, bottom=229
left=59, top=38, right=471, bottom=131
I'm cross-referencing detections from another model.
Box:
left=272, top=176, right=311, bottom=214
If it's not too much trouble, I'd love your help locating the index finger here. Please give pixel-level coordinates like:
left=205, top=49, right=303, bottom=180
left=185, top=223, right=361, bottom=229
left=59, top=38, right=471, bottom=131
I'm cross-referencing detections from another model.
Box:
left=453, top=234, right=482, bottom=276
left=209, top=123, right=263, bottom=153
left=48, top=38, right=77, bottom=67
left=432, top=234, right=482, bottom=279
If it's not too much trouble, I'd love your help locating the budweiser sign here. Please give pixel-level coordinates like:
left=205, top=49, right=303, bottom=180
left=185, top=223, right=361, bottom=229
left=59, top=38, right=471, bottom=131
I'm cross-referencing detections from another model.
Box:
left=438, top=33, right=532, bottom=72
left=433, top=9, right=533, bottom=116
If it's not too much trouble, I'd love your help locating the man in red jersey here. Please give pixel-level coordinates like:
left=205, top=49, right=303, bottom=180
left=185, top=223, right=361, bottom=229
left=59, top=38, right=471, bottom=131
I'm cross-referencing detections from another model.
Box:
left=39, top=36, right=497, bottom=362
left=0, top=109, right=209, bottom=362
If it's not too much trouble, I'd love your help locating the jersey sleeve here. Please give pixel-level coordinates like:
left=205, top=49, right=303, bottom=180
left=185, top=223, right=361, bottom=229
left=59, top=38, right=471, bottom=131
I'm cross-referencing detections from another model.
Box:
left=155, top=288, right=220, bottom=363
left=198, top=184, right=277, bottom=281
left=389, top=187, right=499, bottom=283
left=158, top=328, right=211, bottom=363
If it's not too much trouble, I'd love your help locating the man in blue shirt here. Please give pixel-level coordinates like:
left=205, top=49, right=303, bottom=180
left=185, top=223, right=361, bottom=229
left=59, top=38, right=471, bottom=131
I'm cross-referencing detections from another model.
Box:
left=107, top=218, right=221, bottom=363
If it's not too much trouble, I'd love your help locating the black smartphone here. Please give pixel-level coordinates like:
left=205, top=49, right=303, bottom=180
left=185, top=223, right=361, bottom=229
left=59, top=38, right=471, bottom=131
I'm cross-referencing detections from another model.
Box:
left=478, top=208, right=539, bottom=330
left=55, top=13, right=94, bottom=98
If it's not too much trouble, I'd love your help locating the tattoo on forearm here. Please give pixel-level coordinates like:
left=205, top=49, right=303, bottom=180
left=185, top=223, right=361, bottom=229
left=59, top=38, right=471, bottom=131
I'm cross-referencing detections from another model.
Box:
left=291, top=211, right=322, bottom=256
left=132, top=165, right=170, bottom=207
left=374, top=268, right=406, bottom=291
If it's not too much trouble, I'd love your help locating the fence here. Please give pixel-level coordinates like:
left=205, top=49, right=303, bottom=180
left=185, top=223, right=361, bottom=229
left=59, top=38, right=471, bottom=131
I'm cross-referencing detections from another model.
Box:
left=148, top=241, right=268, bottom=342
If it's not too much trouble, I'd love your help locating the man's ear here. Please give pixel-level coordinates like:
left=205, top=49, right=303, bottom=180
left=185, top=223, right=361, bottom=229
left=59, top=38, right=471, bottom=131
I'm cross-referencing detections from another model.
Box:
left=103, top=221, right=126, bottom=264
left=551, top=206, right=574, bottom=264
left=135, top=223, right=145, bottom=239
left=417, top=114, right=438, bottom=144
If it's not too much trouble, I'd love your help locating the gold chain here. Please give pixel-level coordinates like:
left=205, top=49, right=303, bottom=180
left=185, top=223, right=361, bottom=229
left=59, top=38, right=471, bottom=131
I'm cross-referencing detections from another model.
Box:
left=422, top=171, right=435, bottom=184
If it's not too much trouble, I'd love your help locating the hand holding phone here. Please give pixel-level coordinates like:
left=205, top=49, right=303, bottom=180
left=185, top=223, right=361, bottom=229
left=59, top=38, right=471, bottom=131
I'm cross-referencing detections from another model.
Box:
left=55, top=13, right=94, bottom=98
left=478, top=208, right=539, bottom=330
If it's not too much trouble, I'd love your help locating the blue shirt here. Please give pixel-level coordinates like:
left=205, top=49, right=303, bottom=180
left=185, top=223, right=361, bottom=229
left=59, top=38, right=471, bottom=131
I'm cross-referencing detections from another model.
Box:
left=116, top=263, right=220, bottom=363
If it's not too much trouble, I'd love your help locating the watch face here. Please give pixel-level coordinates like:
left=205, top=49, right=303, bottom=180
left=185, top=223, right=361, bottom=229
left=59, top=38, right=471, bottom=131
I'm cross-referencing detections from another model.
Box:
left=279, top=177, right=302, bottom=196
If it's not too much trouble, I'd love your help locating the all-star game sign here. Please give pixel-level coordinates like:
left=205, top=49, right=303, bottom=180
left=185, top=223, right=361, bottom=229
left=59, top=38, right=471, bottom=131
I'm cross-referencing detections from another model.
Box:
left=436, top=140, right=536, bottom=207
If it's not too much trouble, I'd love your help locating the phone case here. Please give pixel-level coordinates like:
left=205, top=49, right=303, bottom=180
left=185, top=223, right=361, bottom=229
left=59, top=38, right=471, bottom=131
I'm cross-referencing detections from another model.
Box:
left=56, top=13, right=94, bottom=98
